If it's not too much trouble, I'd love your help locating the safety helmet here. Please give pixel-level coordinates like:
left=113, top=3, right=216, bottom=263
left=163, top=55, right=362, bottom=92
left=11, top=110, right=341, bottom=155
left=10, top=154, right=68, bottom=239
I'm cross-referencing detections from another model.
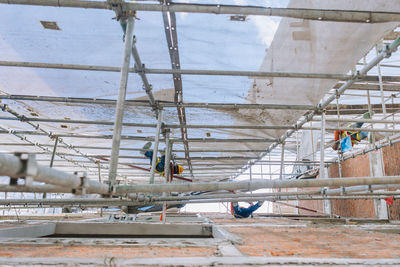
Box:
left=178, top=165, right=184, bottom=174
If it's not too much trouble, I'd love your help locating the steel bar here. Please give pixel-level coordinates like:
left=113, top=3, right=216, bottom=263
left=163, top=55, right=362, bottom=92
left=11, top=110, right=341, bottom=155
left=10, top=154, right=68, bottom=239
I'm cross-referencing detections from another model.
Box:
left=334, top=96, right=343, bottom=178
left=0, top=154, right=109, bottom=194
left=0, top=60, right=353, bottom=80
left=0, top=131, right=280, bottom=143
left=164, top=132, right=172, bottom=183
left=324, top=184, right=400, bottom=195
left=236, top=36, right=400, bottom=179
left=0, top=194, right=397, bottom=207
left=115, top=175, right=400, bottom=194
left=0, top=116, right=157, bottom=128
left=149, top=110, right=163, bottom=184
left=0, top=143, right=276, bottom=153
left=333, top=82, right=400, bottom=92
left=45, top=136, right=59, bottom=199
left=319, top=111, right=326, bottom=179
left=0, top=185, right=71, bottom=193
left=3, top=115, right=400, bottom=133
left=303, top=126, right=400, bottom=133
left=0, top=116, right=296, bottom=130
left=376, top=42, right=390, bottom=143
left=108, top=16, right=135, bottom=187
left=131, top=37, right=157, bottom=109
left=0, top=94, right=314, bottom=110
left=49, top=137, right=59, bottom=168
left=2, top=1, right=400, bottom=23
left=315, top=117, right=400, bottom=125
left=162, top=131, right=171, bottom=223
left=279, top=142, right=285, bottom=180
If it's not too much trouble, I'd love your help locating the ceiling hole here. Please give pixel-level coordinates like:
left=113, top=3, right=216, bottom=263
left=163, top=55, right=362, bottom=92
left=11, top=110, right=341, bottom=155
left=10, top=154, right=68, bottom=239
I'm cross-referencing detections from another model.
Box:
left=40, top=21, right=61, bottom=30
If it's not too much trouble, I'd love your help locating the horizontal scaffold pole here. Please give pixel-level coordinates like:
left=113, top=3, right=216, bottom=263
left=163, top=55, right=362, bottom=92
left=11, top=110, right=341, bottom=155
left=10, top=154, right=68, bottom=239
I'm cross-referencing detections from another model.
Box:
left=115, top=176, right=400, bottom=194
left=0, top=131, right=278, bottom=143
left=3, top=116, right=400, bottom=132
left=0, top=153, right=109, bottom=194
left=1, top=1, right=400, bottom=23
left=0, top=94, right=314, bottom=110
left=0, top=194, right=396, bottom=207
left=2, top=61, right=400, bottom=82
left=0, top=60, right=351, bottom=79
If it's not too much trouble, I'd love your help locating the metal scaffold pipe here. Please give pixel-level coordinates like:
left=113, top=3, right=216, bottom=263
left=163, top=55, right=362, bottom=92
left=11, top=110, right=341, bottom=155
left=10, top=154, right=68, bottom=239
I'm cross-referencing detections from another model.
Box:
left=0, top=95, right=314, bottom=110
left=1, top=1, right=400, bottom=23
left=108, top=16, right=135, bottom=187
left=0, top=154, right=109, bottom=194
left=115, top=176, right=400, bottom=194
left=0, top=184, right=71, bottom=193
left=149, top=110, right=163, bottom=184
left=3, top=115, right=400, bottom=132
left=0, top=60, right=352, bottom=80
left=0, top=194, right=396, bottom=207
left=315, top=117, right=400, bottom=125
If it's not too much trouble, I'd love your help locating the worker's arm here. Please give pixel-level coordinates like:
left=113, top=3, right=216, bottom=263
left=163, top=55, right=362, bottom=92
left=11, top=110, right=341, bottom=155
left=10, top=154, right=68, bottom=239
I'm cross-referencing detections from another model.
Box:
left=332, top=131, right=340, bottom=150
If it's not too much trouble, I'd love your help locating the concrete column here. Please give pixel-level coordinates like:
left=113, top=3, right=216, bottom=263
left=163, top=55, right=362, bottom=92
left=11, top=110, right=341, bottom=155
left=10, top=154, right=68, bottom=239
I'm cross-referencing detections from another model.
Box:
left=369, top=149, right=389, bottom=219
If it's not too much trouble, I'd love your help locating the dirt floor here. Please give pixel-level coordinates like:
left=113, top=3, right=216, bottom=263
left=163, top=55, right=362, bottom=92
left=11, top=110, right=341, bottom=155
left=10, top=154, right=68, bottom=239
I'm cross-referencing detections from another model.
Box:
left=0, top=214, right=399, bottom=260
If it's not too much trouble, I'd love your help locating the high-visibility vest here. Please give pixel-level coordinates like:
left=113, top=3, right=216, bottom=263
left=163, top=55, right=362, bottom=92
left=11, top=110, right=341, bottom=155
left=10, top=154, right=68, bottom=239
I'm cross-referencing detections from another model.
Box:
left=153, top=157, right=163, bottom=175
left=341, top=130, right=360, bottom=145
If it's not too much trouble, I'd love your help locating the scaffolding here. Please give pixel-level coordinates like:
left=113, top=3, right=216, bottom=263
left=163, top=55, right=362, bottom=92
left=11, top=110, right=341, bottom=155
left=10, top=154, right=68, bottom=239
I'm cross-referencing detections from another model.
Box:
left=0, top=0, right=400, bottom=221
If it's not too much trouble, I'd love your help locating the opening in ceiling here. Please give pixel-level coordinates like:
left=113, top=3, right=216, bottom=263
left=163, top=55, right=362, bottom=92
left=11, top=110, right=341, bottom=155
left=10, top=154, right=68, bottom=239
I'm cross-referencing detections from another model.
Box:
left=40, top=21, right=61, bottom=30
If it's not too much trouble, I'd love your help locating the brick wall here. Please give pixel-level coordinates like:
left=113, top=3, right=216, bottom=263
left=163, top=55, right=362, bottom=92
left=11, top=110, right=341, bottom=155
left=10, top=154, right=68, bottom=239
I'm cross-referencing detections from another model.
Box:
left=299, top=153, right=375, bottom=218
left=299, top=142, right=400, bottom=219
left=381, top=141, right=400, bottom=220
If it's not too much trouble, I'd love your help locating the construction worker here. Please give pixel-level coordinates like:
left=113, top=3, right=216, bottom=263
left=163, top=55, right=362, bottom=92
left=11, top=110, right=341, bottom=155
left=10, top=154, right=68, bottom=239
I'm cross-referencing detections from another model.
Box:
left=141, top=142, right=184, bottom=175
left=332, top=112, right=372, bottom=152
left=230, top=201, right=264, bottom=218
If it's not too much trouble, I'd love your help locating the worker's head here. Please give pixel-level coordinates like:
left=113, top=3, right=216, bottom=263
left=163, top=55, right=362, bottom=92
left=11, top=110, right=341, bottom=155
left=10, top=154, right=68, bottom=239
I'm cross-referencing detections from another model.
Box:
left=178, top=165, right=184, bottom=174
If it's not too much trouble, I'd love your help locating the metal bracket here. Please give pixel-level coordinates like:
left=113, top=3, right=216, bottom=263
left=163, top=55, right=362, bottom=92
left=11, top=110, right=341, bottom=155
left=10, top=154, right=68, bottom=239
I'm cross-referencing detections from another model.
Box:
left=384, top=44, right=392, bottom=58
left=340, top=186, right=346, bottom=195
left=12, top=153, right=37, bottom=187
left=354, top=70, right=363, bottom=81
left=72, top=172, right=88, bottom=195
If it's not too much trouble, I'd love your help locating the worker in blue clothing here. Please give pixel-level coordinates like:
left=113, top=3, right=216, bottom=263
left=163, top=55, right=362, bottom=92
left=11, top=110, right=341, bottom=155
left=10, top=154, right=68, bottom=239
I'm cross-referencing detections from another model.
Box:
left=230, top=201, right=264, bottom=218
left=141, top=142, right=184, bottom=175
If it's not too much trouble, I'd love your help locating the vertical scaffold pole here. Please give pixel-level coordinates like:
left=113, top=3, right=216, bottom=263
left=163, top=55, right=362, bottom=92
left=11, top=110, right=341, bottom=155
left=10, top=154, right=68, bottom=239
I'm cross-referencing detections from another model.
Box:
left=320, top=110, right=332, bottom=216
left=335, top=94, right=343, bottom=178
left=44, top=136, right=59, bottom=200
left=150, top=109, right=163, bottom=184
left=279, top=142, right=285, bottom=181
left=108, top=16, right=135, bottom=190
left=162, top=130, right=171, bottom=223
left=319, top=111, right=326, bottom=179
left=277, top=142, right=285, bottom=214
left=376, top=41, right=389, bottom=143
